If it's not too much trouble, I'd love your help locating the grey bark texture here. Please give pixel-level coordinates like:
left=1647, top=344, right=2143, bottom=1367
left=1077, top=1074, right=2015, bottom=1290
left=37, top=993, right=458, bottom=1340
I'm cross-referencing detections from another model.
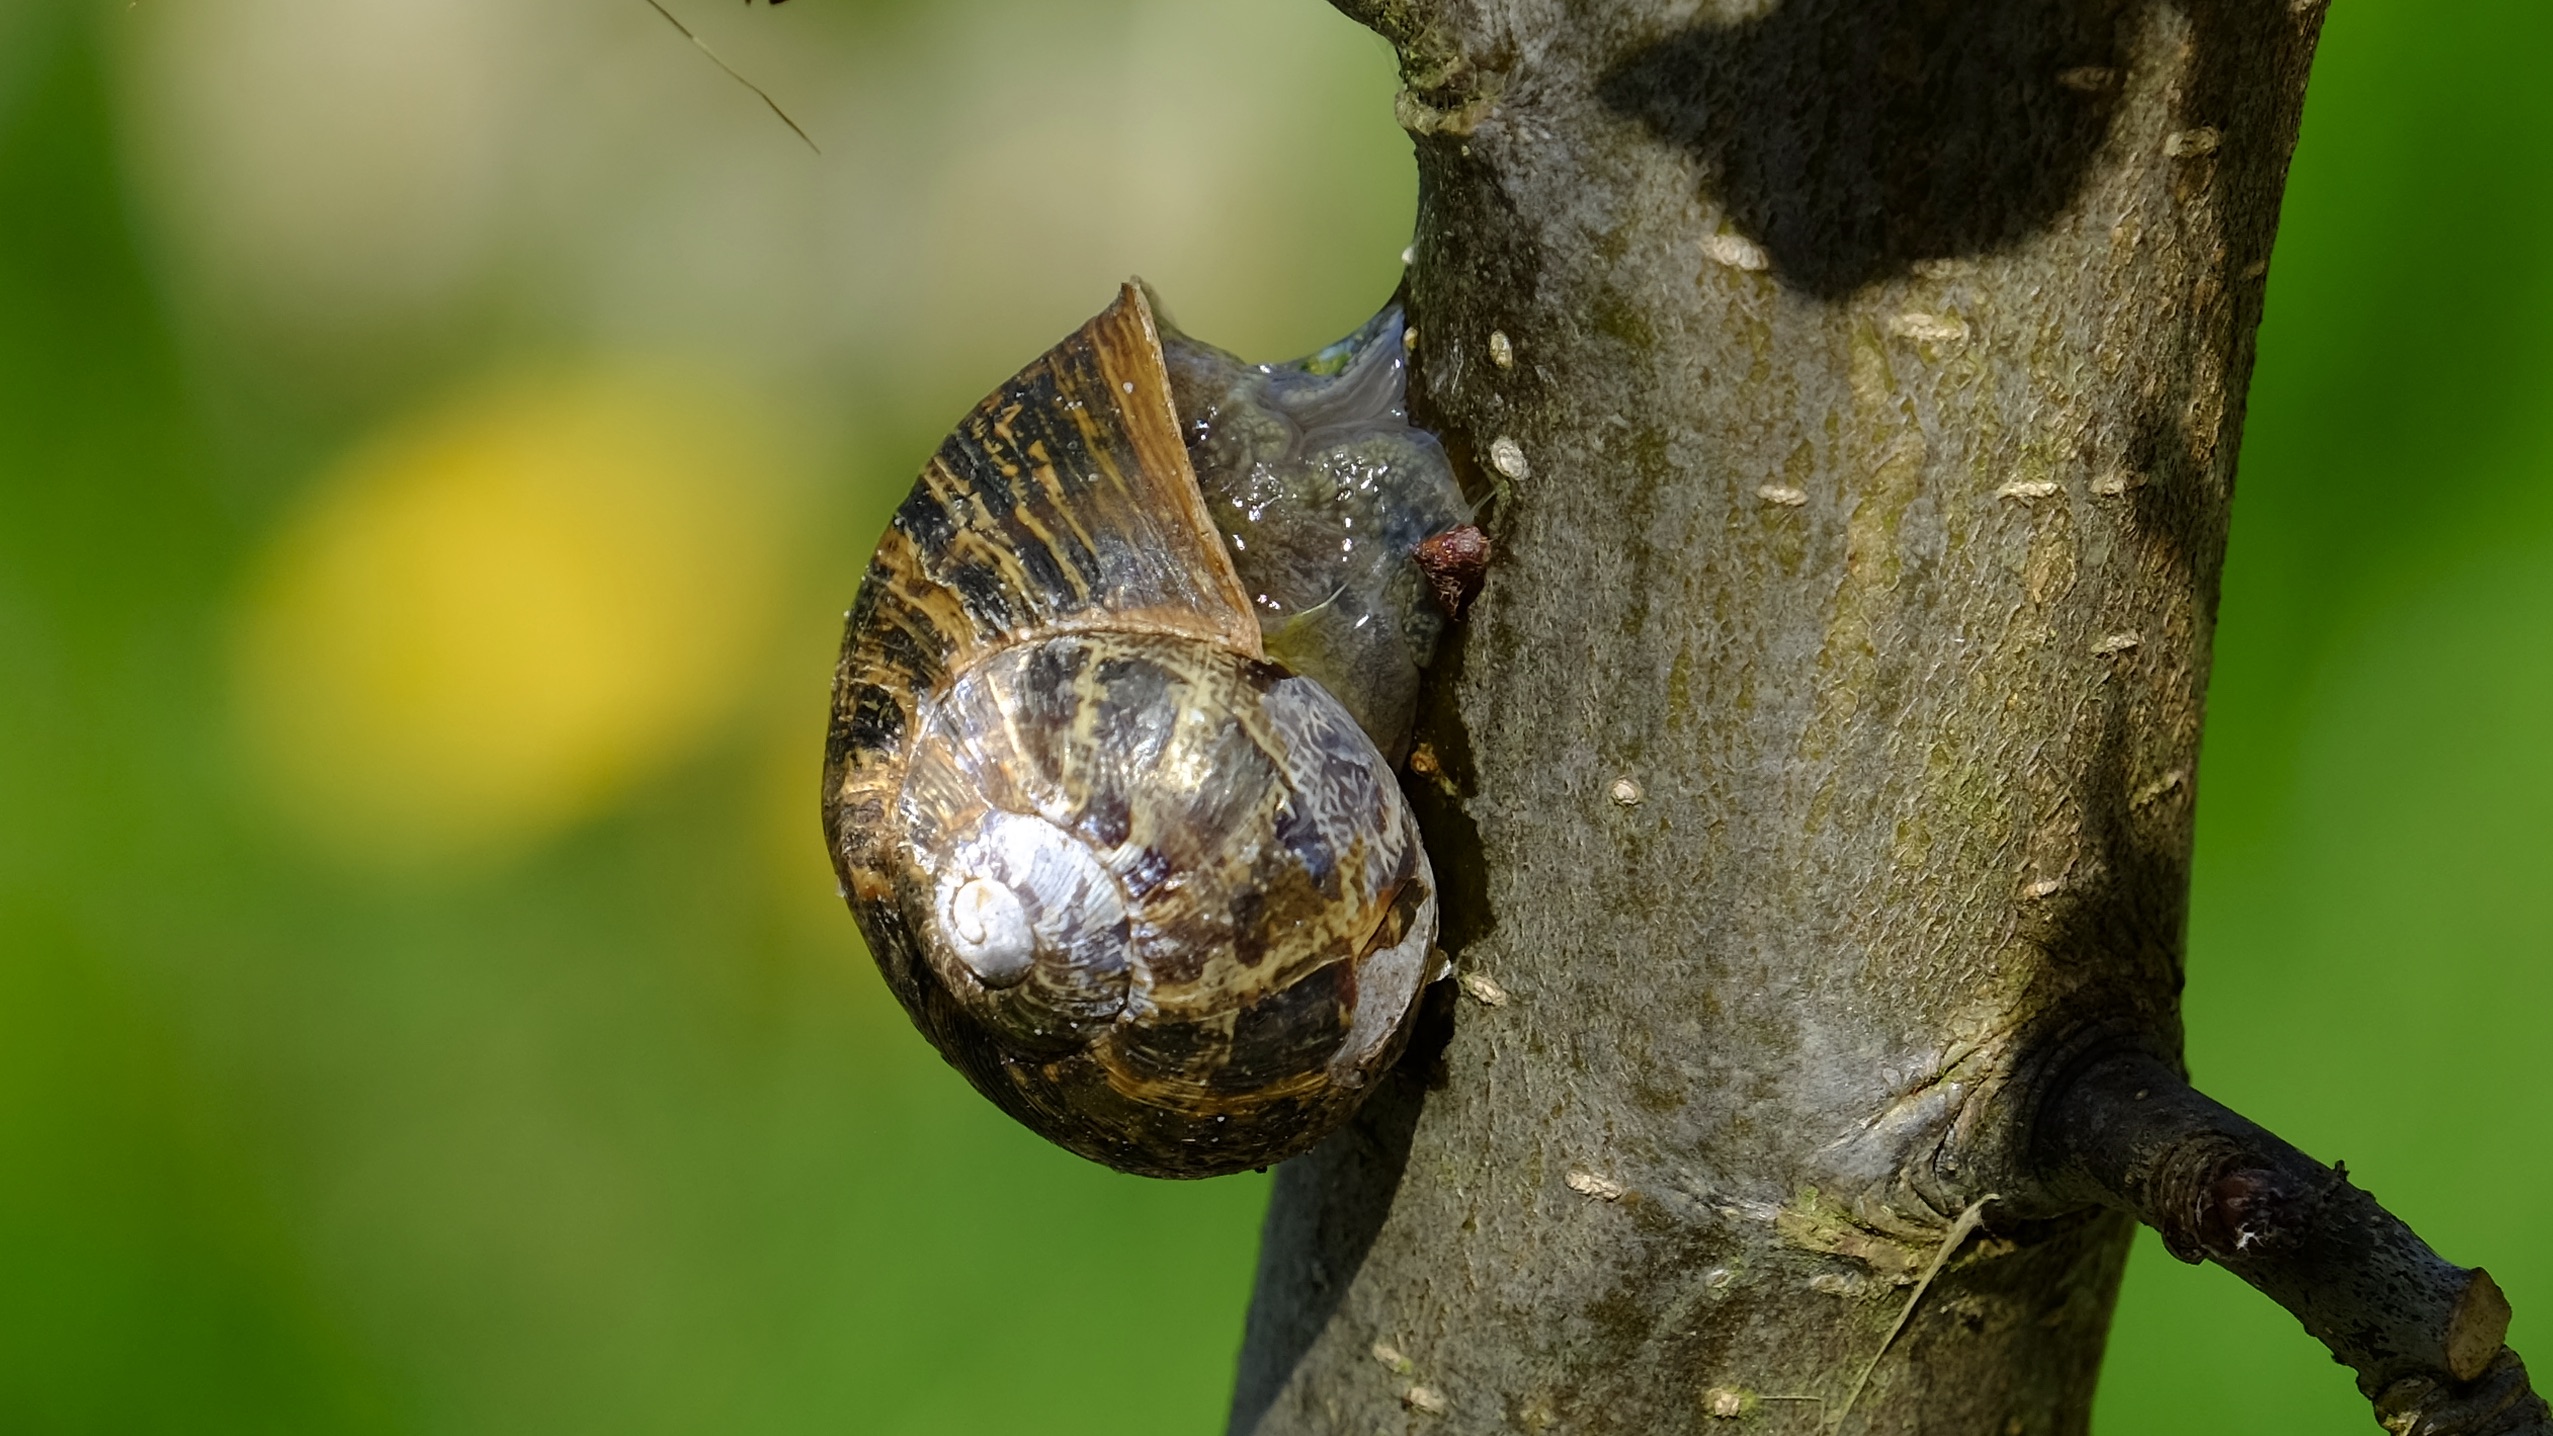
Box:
left=1227, top=2, right=2547, bottom=1433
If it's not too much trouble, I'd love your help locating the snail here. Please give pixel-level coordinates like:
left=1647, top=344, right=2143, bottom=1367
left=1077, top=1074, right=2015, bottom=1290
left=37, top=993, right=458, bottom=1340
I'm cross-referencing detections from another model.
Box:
left=822, top=282, right=1486, bottom=1178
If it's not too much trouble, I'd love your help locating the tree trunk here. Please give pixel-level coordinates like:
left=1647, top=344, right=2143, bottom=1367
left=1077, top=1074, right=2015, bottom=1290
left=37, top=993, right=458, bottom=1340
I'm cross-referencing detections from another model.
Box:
left=1229, top=3, right=2546, bottom=1433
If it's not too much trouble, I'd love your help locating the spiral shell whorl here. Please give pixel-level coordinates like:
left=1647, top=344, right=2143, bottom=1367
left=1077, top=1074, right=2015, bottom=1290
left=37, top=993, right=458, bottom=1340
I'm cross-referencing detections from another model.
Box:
left=890, top=632, right=1433, bottom=1168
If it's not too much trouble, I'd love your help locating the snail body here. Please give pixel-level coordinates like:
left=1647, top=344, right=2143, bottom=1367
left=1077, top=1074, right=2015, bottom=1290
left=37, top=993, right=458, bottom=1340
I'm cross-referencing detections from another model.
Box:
left=825, top=284, right=1475, bottom=1178
left=1158, top=303, right=1471, bottom=759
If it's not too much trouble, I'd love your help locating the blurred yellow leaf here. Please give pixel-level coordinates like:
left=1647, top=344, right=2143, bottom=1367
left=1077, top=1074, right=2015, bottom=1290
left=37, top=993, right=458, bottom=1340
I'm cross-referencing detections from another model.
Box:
left=234, top=366, right=795, bottom=871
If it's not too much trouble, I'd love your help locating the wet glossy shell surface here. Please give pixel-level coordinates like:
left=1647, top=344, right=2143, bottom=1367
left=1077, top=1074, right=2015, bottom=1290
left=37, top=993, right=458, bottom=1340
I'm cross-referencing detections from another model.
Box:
left=823, top=286, right=1437, bottom=1177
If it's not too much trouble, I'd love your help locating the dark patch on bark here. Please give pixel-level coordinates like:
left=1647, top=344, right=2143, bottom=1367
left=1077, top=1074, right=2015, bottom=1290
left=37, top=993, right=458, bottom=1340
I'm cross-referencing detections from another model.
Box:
left=1598, top=0, right=2132, bottom=298
left=1400, top=613, right=1492, bottom=964
left=2044, top=681, right=2192, bottom=1015
left=1390, top=139, right=1526, bottom=974
left=1227, top=978, right=1457, bottom=1433
left=1984, top=661, right=2199, bottom=1212
left=1407, top=127, right=1552, bottom=460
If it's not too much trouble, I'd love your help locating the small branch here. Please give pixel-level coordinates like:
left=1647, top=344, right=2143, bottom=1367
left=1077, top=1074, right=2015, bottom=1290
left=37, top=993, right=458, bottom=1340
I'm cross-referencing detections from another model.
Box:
left=2040, top=1051, right=2549, bottom=1436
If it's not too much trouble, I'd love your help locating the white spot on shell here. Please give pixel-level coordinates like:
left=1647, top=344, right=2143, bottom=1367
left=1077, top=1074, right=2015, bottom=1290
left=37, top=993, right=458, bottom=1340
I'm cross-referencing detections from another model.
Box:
left=928, top=810, right=1126, bottom=1005
left=1706, top=1388, right=1747, bottom=1419
left=1403, top=1385, right=1448, bottom=1416
left=1401, top=244, right=1416, bottom=267
left=1996, top=479, right=2062, bottom=500
left=1609, top=776, right=1643, bottom=807
left=1403, top=324, right=1420, bottom=353
left=1489, top=435, right=1530, bottom=480
left=1120, top=380, right=1134, bottom=393
left=1566, top=1169, right=1626, bottom=1201
left=1702, top=232, right=1770, bottom=271
left=2165, top=127, right=2223, bottom=157
left=2021, top=876, right=2066, bottom=901
left=1488, top=329, right=1515, bottom=369
left=1757, top=484, right=1809, bottom=507
left=1458, top=971, right=1509, bottom=1008
left=941, top=875, right=1033, bottom=987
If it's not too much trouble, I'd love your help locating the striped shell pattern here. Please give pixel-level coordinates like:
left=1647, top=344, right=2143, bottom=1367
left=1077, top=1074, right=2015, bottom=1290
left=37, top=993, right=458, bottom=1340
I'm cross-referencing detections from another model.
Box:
left=823, top=284, right=1458, bottom=1178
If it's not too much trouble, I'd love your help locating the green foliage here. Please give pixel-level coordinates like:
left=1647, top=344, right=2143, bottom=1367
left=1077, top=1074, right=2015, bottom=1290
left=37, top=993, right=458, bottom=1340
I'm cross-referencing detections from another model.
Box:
left=0, top=11, right=1283, bottom=1433
left=0, top=33, right=386, bottom=1436
left=0, top=0, right=2545, bottom=1431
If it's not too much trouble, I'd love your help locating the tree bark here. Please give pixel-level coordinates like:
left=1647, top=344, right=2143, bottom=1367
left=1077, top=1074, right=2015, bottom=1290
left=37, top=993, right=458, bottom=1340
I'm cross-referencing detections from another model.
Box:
left=1228, top=3, right=2547, bottom=1433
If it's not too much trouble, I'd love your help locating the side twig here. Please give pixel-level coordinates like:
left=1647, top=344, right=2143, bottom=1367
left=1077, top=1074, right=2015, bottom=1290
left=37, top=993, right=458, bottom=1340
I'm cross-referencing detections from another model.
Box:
left=2040, top=1051, right=2548, bottom=1436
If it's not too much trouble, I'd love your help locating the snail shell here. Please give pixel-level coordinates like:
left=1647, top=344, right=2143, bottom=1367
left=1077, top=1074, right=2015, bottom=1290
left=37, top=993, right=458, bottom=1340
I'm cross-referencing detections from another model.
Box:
left=824, top=284, right=1469, bottom=1178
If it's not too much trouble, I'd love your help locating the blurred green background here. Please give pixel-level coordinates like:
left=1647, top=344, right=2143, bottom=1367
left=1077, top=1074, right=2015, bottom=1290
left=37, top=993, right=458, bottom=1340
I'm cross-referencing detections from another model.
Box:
left=0, top=0, right=2541, bottom=1431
